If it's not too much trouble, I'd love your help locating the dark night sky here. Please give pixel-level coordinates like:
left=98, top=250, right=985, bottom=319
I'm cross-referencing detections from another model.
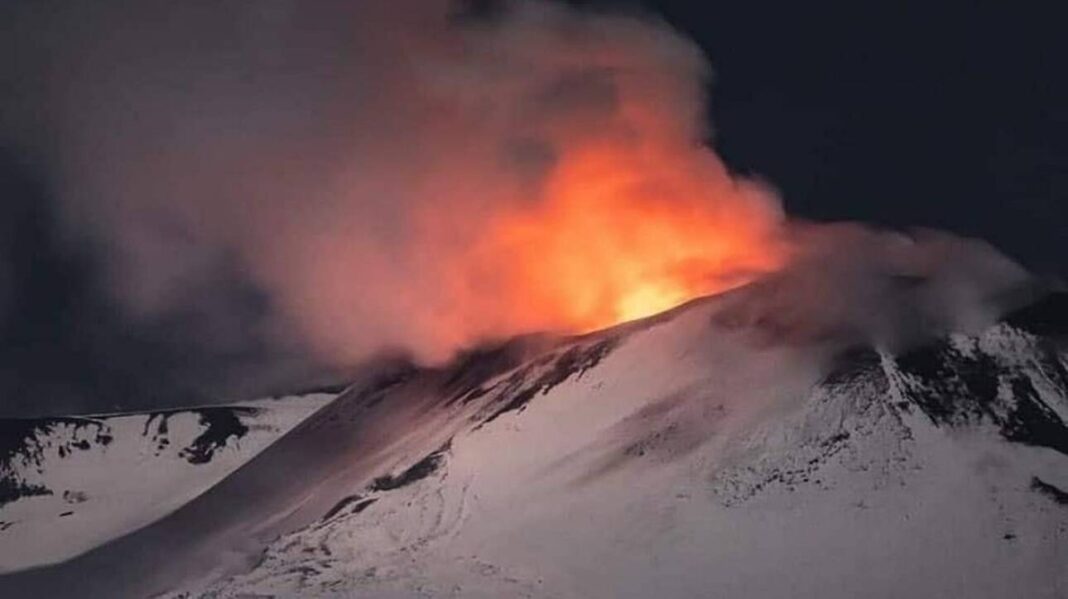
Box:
left=638, top=0, right=1067, bottom=277
left=0, top=0, right=1065, bottom=416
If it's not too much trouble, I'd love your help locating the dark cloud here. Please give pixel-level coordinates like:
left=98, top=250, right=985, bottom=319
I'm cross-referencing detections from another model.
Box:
left=0, top=148, right=329, bottom=417
left=0, top=0, right=1053, bottom=418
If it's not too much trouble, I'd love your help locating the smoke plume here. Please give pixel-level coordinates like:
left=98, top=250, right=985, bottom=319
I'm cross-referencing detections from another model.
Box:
left=4, top=0, right=785, bottom=361
left=0, top=0, right=1034, bottom=413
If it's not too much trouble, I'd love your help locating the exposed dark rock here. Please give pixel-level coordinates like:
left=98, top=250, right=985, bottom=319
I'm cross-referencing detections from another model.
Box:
left=0, top=419, right=47, bottom=466
left=321, top=496, right=378, bottom=522
left=821, top=346, right=881, bottom=387
left=896, top=343, right=999, bottom=423
left=0, top=417, right=108, bottom=469
left=179, top=408, right=257, bottom=465
left=143, top=413, right=169, bottom=438
left=481, top=337, right=617, bottom=425
left=1030, top=477, right=1068, bottom=506
left=0, top=477, right=51, bottom=507
left=369, top=442, right=450, bottom=492
left=441, top=338, right=541, bottom=407
left=1002, top=378, right=1068, bottom=456
left=894, top=336, right=1068, bottom=458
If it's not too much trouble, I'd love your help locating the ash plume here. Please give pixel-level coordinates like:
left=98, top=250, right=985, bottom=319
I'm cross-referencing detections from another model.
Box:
left=0, top=0, right=1035, bottom=414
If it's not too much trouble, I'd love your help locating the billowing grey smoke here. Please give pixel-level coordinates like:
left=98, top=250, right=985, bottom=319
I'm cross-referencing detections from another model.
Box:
left=0, top=0, right=1037, bottom=416
left=713, top=224, right=1033, bottom=351
left=3, top=0, right=780, bottom=362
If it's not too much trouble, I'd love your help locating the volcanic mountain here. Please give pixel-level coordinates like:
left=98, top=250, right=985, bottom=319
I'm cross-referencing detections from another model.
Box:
left=0, top=393, right=334, bottom=573
left=1, top=275, right=1066, bottom=597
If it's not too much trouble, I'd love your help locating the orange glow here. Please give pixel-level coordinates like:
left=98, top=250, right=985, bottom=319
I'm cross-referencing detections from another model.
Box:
left=228, top=3, right=800, bottom=364
left=459, top=139, right=789, bottom=336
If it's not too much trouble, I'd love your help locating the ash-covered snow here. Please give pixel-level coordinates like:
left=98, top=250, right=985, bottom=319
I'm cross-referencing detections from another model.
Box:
left=0, top=393, right=333, bottom=572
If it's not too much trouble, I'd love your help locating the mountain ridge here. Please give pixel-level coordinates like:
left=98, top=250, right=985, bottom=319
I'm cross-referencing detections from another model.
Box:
left=0, top=287, right=1065, bottom=598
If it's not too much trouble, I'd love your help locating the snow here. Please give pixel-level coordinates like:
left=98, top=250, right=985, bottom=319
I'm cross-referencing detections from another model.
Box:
left=1, top=293, right=1065, bottom=598
left=0, top=393, right=333, bottom=572
left=175, top=298, right=1068, bottom=598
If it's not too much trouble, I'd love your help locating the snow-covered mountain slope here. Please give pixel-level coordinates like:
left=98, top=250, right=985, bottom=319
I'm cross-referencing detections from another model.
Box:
left=1, top=293, right=1066, bottom=598
left=0, top=393, right=334, bottom=572
left=175, top=294, right=1068, bottom=599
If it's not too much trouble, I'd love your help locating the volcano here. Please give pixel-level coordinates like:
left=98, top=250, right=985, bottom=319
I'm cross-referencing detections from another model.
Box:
left=1, top=284, right=1066, bottom=598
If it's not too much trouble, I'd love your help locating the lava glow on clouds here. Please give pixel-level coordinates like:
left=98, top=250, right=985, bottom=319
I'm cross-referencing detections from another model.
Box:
left=346, top=0, right=790, bottom=357
left=462, top=140, right=786, bottom=334
left=27, top=0, right=790, bottom=365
